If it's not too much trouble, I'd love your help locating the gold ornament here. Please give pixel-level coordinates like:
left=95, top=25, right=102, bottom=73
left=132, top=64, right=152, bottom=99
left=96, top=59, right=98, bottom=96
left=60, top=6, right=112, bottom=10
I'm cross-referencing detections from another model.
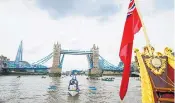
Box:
left=145, top=57, right=166, bottom=75
left=151, top=58, right=162, bottom=68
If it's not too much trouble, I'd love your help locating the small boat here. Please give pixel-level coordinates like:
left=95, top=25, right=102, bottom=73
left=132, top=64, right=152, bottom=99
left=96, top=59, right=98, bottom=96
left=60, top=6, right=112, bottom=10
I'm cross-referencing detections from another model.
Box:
left=89, top=86, right=97, bottom=90
left=48, top=82, right=57, bottom=91
left=41, top=76, right=46, bottom=78
left=48, top=85, right=57, bottom=91
left=89, top=86, right=97, bottom=94
left=101, top=78, right=114, bottom=81
left=68, top=75, right=80, bottom=96
left=17, top=76, right=21, bottom=78
left=89, top=86, right=96, bottom=90
left=89, top=77, right=100, bottom=80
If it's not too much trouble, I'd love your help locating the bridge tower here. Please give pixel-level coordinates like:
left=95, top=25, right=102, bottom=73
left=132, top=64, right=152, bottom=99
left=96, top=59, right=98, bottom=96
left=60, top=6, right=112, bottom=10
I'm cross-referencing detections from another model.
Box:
left=89, top=44, right=102, bottom=77
left=49, top=42, right=62, bottom=77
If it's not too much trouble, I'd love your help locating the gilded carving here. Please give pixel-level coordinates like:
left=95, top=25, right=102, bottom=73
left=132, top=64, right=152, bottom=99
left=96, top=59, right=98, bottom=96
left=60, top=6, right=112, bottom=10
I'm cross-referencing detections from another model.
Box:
left=164, top=47, right=175, bottom=69
left=145, top=57, right=166, bottom=75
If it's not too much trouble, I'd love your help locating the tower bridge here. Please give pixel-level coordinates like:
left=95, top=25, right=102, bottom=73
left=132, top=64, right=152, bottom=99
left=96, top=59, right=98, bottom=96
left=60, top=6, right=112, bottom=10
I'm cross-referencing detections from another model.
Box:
left=4, top=41, right=137, bottom=77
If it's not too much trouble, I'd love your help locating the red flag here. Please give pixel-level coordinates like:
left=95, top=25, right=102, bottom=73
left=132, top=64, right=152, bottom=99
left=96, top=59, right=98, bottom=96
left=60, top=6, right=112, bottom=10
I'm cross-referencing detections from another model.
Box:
left=119, top=0, right=142, bottom=100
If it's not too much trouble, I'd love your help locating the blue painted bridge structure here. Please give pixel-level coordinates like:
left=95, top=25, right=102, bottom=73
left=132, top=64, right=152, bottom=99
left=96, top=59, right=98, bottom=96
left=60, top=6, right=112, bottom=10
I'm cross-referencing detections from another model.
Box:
left=4, top=41, right=135, bottom=73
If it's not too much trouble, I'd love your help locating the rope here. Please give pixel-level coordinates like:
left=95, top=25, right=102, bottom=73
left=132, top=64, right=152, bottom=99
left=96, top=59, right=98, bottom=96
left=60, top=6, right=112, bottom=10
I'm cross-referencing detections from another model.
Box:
left=158, top=76, right=174, bottom=87
left=166, top=76, right=175, bottom=86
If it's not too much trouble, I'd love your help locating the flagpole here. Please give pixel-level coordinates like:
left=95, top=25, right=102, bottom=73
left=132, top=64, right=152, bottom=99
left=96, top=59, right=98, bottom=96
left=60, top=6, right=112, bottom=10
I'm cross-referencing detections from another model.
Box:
left=134, top=0, right=153, bottom=55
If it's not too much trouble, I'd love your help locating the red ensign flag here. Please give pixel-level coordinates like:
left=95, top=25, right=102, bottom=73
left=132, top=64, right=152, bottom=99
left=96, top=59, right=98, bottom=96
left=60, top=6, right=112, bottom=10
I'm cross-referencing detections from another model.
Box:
left=119, top=0, right=142, bottom=100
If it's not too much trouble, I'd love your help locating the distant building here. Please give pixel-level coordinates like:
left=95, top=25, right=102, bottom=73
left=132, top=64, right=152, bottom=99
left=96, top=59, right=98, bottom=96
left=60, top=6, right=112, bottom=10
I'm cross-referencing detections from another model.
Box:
left=0, top=60, right=2, bottom=73
left=70, top=70, right=85, bottom=75
left=131, top=61, right=139, bottom=72
left=0, top=55, right=10, bottom=61
left=26, top=69, right=35, bottom=73
left=85, top=71, right=88, bottom=75
left=0, top=55, right=10, bottom=71
left=67, top=71, right=71, bottom=75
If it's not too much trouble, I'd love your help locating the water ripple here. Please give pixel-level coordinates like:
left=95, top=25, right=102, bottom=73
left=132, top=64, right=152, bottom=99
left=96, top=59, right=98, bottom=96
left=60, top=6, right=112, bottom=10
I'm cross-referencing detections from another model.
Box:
left=0, top=75, right=141, bottom=103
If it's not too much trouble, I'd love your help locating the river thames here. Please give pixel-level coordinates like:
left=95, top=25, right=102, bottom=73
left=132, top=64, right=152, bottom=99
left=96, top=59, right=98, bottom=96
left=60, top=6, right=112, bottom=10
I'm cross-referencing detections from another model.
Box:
left=0, top=75, right=141, bottom=103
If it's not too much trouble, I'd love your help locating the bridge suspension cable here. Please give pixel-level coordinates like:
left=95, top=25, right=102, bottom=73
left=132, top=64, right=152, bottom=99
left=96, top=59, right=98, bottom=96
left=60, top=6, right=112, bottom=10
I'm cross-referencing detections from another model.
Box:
left=98, top=55, right=122, bottom=71
left=99, top=55, right=118, bottom=67
left=32, top=53, right=53, bottom=65
left=35, top=54, right=53, bottom=65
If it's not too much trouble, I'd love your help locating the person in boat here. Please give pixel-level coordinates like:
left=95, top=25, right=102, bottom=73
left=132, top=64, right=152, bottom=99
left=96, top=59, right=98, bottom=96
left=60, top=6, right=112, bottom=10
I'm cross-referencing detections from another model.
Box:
left=68, top=76, right=79, bottom=91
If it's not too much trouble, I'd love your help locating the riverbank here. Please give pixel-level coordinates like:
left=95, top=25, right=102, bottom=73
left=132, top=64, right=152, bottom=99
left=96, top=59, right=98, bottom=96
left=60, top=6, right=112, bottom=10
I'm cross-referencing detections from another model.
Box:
left=0, top=71, right=139, bottom=77
left=0, top=72, right=47, bottom=76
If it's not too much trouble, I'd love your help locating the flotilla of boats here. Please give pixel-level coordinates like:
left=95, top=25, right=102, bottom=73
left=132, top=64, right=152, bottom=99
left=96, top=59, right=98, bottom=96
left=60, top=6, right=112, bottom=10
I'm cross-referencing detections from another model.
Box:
left=101, top=77, right=115, bottom=81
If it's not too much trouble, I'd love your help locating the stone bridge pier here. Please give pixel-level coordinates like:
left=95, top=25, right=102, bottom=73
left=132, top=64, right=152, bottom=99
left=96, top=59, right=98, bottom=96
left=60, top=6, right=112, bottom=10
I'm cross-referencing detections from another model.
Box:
left=49, top=42, right=62, bottom=77
left=89, top=44, right=102, bottom=77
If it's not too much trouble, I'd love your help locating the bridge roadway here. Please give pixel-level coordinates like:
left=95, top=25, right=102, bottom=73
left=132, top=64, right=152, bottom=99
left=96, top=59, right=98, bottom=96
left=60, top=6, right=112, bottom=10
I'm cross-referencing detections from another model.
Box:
left=61, top=50, right=93, bottom=54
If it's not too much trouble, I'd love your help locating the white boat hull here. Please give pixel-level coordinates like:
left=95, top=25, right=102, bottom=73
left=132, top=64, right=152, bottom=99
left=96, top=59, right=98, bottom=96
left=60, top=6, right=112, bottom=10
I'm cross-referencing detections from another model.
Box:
left=68, top=90, right=79, bottom=96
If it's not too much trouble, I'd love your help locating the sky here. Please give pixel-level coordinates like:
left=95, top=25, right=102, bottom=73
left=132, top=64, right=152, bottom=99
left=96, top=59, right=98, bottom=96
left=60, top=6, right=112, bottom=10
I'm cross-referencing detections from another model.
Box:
left=0, top=0, right=174, bottom=71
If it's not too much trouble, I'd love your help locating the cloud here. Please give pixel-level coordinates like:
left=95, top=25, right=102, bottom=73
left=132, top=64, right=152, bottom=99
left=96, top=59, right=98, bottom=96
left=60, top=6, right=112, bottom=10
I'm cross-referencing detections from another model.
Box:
left=0, top=0, right=174, bottom=71
left=154, top=0, right=174, bottom=11
left=36, top=0, right=119, bottom=18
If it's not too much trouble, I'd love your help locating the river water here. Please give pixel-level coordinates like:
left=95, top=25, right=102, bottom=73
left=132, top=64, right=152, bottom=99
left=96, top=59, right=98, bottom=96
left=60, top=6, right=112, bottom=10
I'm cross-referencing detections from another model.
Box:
left=0, top=75, right=141, bottom=103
